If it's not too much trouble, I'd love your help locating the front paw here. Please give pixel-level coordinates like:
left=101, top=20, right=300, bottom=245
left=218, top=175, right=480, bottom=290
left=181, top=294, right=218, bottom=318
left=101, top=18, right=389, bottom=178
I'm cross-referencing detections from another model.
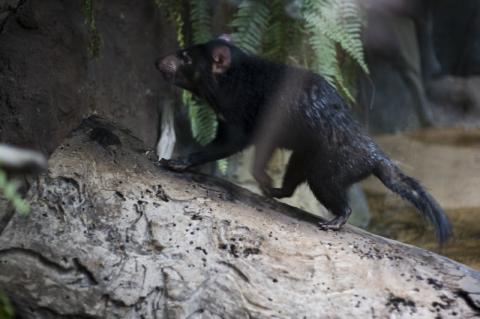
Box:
left=260, top=185, right=280, bottom=198
left=253, top=171, right=272, bottom=189
left=261, top=186, right=287, bottom=199
left=260, top=185, right=275, bottom=198
left=159, top=158, right=190, bottom=172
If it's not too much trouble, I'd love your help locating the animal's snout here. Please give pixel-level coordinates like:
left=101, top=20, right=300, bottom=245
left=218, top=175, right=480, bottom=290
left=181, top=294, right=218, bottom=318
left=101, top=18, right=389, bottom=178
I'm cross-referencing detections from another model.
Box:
left=156, top=55, right=180, bottom=81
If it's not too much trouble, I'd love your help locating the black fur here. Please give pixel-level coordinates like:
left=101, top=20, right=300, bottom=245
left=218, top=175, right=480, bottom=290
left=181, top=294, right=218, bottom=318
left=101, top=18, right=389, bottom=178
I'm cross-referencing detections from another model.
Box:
left=156, top=38, right=452, bottom=244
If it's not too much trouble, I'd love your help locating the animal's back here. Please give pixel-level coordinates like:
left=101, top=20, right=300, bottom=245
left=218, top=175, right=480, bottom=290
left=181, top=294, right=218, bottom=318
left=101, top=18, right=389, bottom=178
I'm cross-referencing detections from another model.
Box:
left=254, top=64, right=383, bottom=182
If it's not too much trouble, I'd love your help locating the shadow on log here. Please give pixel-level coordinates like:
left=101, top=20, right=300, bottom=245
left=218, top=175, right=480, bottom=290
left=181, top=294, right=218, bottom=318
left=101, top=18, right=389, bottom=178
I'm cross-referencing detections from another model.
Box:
left=0, top=117, right=479, bottom=318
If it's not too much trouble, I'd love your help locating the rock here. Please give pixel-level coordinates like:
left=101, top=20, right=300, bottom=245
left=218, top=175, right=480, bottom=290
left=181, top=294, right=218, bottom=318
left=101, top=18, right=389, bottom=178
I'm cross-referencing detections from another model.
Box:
left=0, top=0, right=21, bottom=13
left=426, top=76, right=480, bottom=125
left=358, top=0, right=480, bottom=133
left=359, top=10, right=424, bottom=133
left=0, top=0, right=175, bottom=154
left=432, top=0, right=480, bottom=76
left=0, top=118, right=479, bottom=318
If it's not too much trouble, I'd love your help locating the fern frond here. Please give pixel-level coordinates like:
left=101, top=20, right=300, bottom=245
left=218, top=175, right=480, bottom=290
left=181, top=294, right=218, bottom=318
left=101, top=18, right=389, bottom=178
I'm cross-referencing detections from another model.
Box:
left=217, top=159, right=228, bottom=174
left=0, top=170, right=29, bottom=214
left=303, top=13, right=337, bottom=83
left=263, top=0, right=302, bottom=62
left=190, top=0, right=211, bottom=44
left=301, top=0, right=367, bottom=101
left=183, top=91, right=227, bottom=173
left=183, top=91, right=218, bottom=146
left=187, top=1, right=218, bottom=144
left=230, top=0, right=270, bottom=54
left=263, top=0, right=284, bottom=60
left=319, top=0, right=368, bottom=74
left=154, top=0, right=185, bottom=46
left=263, top=20, right=284, bottom=60
left=334, top=59, right=356, bottom=102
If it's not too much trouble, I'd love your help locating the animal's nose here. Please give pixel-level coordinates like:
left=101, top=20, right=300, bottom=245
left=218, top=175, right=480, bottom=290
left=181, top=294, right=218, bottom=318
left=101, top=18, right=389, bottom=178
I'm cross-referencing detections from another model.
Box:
left=156, top=55, right=179, bottom=74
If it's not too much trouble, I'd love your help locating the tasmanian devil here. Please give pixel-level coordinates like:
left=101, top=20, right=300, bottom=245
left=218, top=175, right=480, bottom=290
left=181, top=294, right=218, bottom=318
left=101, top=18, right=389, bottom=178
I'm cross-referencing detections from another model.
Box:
left=155, top=36, right=452, bottom=244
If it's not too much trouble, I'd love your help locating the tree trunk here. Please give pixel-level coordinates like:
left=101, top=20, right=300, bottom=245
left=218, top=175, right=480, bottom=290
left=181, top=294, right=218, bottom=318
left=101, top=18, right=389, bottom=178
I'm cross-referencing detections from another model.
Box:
left=0, top=117, right=479, bottom=318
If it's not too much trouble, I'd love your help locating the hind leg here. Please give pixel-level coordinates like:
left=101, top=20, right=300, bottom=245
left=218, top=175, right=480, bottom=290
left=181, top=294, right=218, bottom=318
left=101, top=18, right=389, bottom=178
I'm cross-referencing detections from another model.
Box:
left=263, top=151, right=307, bottom=199
left=309, top=180, right=352, bottom=230
left=318, top=205, right=352, bottom=230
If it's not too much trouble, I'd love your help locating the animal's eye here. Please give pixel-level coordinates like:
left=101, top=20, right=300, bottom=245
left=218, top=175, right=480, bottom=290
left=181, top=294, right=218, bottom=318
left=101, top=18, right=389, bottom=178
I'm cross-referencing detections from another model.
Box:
left=181, top=51, right=192, bottom=65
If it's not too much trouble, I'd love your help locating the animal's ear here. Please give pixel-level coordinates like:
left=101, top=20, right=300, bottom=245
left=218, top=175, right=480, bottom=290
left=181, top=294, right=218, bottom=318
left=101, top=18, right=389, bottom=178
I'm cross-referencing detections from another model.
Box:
left=212, top=45, right=231, bottom=74
left=217, top=34, right=232, bottom=42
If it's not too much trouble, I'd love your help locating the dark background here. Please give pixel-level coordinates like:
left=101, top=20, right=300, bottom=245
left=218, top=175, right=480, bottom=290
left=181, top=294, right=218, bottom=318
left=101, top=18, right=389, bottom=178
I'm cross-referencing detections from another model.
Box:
left=2, top=0, right=480, bottom=154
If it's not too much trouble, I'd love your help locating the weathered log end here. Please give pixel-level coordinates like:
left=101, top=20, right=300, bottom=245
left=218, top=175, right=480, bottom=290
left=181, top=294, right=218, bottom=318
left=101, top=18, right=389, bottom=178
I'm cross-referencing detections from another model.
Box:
left=0, top=117, right=479, bottom=318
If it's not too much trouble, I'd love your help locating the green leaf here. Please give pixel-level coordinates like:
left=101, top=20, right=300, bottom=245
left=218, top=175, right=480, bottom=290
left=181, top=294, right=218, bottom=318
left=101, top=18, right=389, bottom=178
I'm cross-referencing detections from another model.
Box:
left=190, top=0, right=212, bottom=44
left=183, top=91, right=218, bottom=146
left=0, top=291, right=14, bottom=319
left=0, top=169, right=30, bottom=215
left=230, top=0, right=270, bottom=54
left=301, top=0, right=368, bottom=102
left=154, top=0, right=185, bottom=46
left=217, top=159, right=228, bottom=175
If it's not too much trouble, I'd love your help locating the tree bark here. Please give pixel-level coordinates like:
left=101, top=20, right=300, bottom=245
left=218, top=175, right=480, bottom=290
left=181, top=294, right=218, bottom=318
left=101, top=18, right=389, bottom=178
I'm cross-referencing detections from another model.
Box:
left=0, top=117, right=479, bottom=318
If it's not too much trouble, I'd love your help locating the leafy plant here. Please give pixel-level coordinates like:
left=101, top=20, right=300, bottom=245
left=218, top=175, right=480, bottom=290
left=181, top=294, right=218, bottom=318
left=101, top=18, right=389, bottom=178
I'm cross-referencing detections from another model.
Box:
left=183, top=91, right=217, bottom=146
left=230, top=0, right=270, bottom=54
left=155, top=0, right=368, bottom=172
left=191, top=0, right=212, bottom=44
left=154, top=0, right=186, bottom=46
left=302, top=0, right=367, bottom=100
left=186, top=0, right=217, bottom=150
left=263, top=0, right=301, bottom=62
left=0, top=291, right=14, bottom=319
left=0, top=169, right=29, bottom=214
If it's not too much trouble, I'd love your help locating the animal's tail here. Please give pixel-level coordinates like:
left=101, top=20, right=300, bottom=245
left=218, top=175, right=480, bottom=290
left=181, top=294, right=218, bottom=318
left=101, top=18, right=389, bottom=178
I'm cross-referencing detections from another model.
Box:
left=374, top=159, right=452, bottom=244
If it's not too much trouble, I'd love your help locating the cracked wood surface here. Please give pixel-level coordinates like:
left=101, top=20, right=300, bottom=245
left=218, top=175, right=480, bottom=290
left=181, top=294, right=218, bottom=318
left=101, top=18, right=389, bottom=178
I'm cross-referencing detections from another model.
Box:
left=0, top=118, right=479, bottom=318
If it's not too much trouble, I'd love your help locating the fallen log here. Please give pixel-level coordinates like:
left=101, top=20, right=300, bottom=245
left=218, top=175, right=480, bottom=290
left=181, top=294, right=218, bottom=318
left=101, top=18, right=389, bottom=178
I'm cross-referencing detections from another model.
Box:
left=0, top=117, right=479, bottom=318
